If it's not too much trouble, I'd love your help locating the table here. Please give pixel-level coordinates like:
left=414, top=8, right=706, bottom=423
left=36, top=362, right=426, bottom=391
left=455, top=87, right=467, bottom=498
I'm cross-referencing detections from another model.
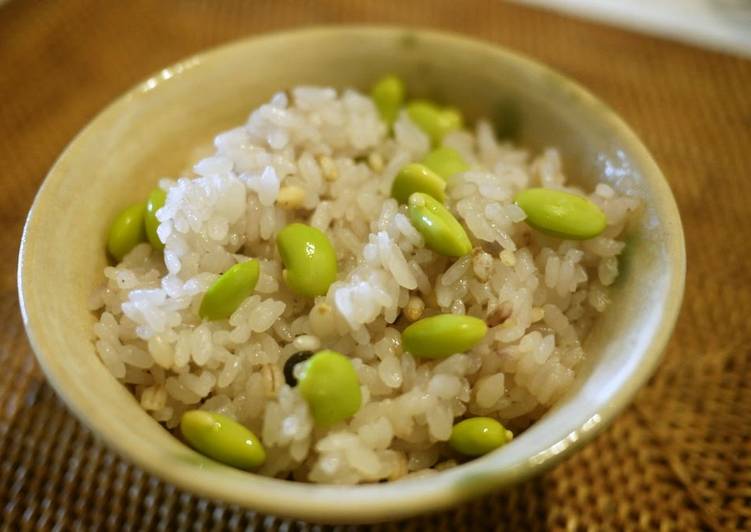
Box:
left=1, top=1, right=750, bottom=529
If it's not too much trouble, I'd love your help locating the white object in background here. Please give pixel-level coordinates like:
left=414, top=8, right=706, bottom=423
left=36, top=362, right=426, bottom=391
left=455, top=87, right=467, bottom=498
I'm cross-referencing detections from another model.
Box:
left=515, top=0, right=751, bottom=58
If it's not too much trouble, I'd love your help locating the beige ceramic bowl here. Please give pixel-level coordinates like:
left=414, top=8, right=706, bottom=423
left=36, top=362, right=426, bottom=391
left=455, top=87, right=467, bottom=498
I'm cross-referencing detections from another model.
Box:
left=18, top=27, right=685, bottom=523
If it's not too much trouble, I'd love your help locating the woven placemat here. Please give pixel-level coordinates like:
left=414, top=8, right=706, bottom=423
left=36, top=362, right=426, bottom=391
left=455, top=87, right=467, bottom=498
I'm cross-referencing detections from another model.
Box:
left=2, top=1, right=750, bottom=529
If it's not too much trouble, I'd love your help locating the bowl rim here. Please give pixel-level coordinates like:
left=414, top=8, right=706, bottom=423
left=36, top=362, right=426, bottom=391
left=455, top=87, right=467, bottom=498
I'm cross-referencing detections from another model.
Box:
left=17, top=25, right=686, bottom=524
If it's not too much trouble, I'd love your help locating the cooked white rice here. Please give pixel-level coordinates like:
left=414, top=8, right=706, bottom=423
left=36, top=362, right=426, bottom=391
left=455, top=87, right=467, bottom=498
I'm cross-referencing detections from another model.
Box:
left=90, top=86, right=639, bottom=483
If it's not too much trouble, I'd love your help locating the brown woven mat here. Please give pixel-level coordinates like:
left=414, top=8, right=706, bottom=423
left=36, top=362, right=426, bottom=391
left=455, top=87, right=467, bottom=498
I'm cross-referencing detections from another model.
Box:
left=2, top=1, right=750, bottom=529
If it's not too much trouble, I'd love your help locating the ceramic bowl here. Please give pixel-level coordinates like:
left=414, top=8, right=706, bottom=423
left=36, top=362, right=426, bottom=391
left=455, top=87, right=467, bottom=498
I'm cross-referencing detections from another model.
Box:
left=18, top=27, right=685, bottom=523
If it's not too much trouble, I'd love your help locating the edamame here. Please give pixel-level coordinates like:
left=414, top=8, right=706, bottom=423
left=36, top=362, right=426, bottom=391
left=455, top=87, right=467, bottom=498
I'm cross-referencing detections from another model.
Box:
left=449, top=417, right=513, bottom=456
left=296, top=350, right=361, bottom=426
left=514, top=188, right=607, bottom=240
left=107, top=202, right=146, bottom=261
left=144, top=187, right=167, bottom=250
left=391, top=163, right=446, bottom=204
left=277, top=223, right=338, bottom=297
left=180, top=410, right=266, bottom=469
left=421, top=146, right=469, bottom=180
left=408, top=192, right=472, bottom=257
left=402, top=314, right=487, bottom=358
left=371, top=75, right=405, bottom=125
left=406, top=100, right=463, bottom=144
left=199, top=260, right=260, bottom=321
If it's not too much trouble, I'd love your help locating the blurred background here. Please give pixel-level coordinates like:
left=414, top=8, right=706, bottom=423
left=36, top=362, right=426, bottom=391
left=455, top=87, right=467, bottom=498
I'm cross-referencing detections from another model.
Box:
left=1, top=1, right=750, bottom=530
left=520, top=0, right=751, bottom=57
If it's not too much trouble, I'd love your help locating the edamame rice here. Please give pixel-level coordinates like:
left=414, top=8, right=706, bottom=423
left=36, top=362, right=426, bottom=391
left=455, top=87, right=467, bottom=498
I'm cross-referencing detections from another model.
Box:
left=92, top=79, right=639, bottom=483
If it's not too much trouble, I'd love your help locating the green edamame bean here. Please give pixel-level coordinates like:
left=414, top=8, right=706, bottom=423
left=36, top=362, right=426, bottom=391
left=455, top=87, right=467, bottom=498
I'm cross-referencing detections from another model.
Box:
left=296, top=349, right=361, bottom=426
left=514, top=188, right=607, bottom=240
left=277, top=223, right=338, bottom=297
left=107, top=202, right=146, bottom=262
left=371, top=74, right=405, bottom=125
left=180, top=410, right=266, bottom=469
left=408, top=192, right=472, bottom=257
left=406, top=100, right=463, bottom=144
left=199, top=260, right=260, bottom=321
left=402, top=314, right=487, bottom=359
left=421, top=146, right=469, bottom=180
left=391, top=163, right=446, bottom=204
left=144, top=187, right=167, bottom=250
left=449, top=417, right=513, bottom=457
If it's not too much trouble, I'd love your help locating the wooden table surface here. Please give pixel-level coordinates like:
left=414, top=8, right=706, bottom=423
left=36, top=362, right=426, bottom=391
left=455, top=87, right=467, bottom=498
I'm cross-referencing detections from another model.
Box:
left=1, top=1, right=750, bottom=529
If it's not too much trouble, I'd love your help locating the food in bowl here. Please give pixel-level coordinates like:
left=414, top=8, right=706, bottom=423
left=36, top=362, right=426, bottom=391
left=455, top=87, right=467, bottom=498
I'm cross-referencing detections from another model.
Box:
left=90, top=75, right=639, bottom=484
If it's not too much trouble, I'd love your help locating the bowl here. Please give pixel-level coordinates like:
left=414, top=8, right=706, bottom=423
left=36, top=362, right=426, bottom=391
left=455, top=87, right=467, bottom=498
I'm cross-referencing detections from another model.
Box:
left=17, top=26, right=685, bottom=523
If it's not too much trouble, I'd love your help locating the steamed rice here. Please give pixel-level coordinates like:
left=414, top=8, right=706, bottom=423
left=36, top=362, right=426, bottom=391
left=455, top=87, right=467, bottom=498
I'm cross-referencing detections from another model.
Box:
left=90, top=86, right=639, bottom=483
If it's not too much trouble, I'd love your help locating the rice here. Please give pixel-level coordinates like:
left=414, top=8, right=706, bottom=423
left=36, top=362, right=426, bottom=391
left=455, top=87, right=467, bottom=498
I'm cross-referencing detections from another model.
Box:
left=91, top=85, right=640, bottom=484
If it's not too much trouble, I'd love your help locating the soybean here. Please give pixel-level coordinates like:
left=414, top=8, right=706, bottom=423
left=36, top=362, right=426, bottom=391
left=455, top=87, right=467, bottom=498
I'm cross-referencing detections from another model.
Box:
left=402, top=314, right=487, bottom=359
left=180, top=410, right=266, bottom=469
left=514, top=188, right=607, bottom=240
left=144, top=187, right=167, bottom=250
left=199, top=260, right=260, bottom=321
left=283, top=350, right=314, bottom=387
left=449, top=417, right=513, bottom=457
left=296, top=350, right=361, bottom=426
left=371, top=75, right=405, bottom=125
left=107, top=202, right=146, bottom=262
left=408, top=192, right=472, bottom=257
left=421, top=146, right=469, bottom=180
left=406, top=100, right=463, bottom=144
left=391, top=163, right=446, bottom=204
left=277, top=223, right=338, bottom=297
